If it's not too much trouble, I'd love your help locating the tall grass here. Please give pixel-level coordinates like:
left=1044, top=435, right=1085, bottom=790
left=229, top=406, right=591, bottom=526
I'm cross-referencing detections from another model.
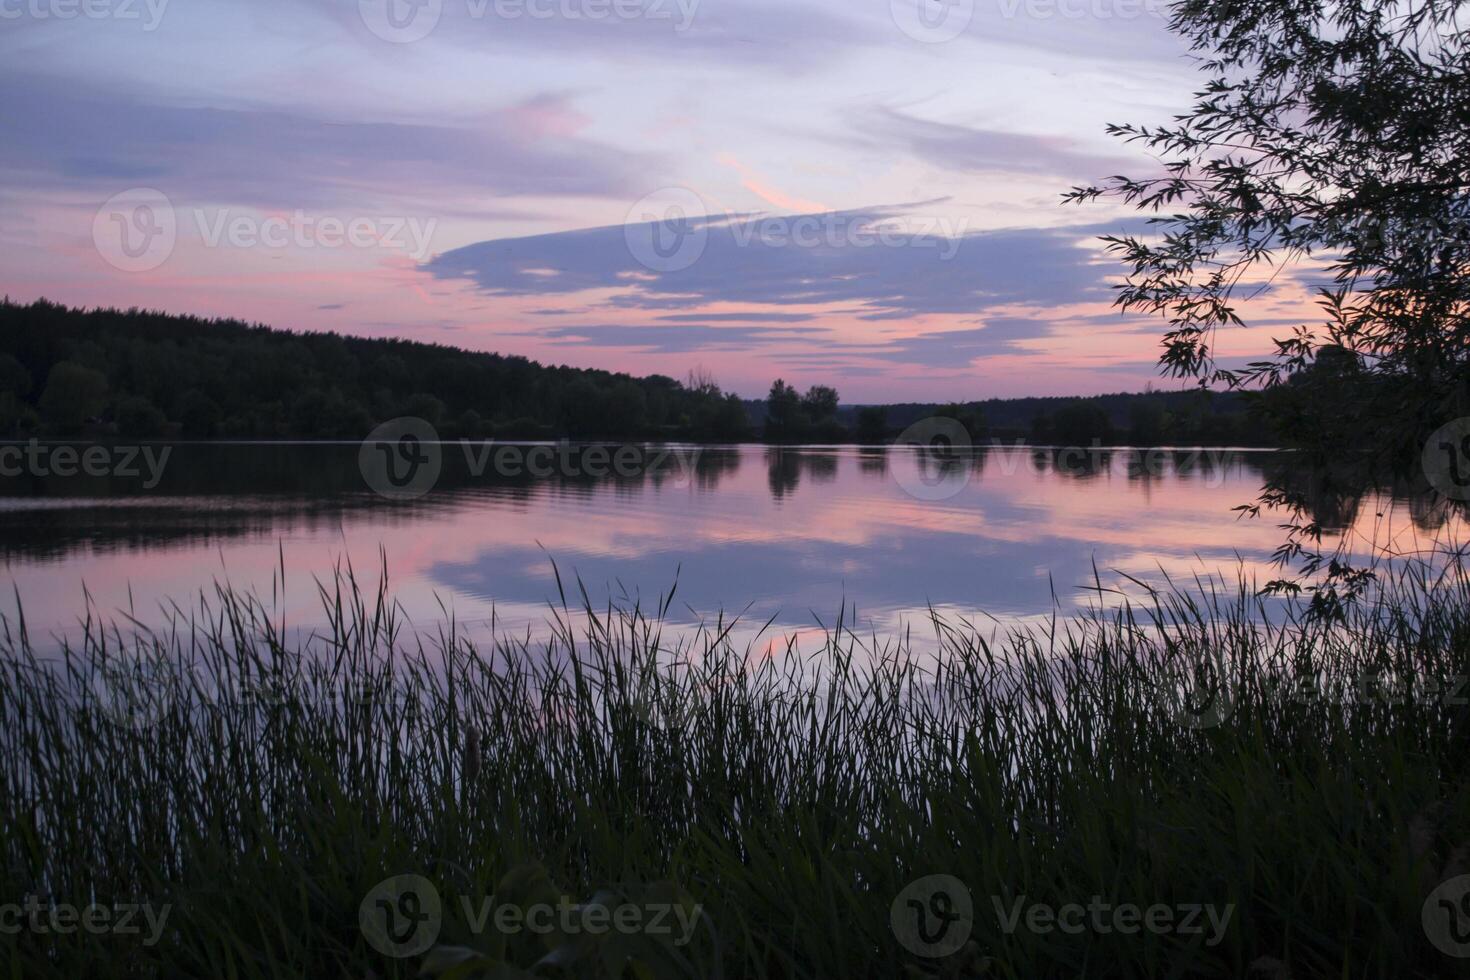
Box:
left=1, top=560, right=1468, bottom=978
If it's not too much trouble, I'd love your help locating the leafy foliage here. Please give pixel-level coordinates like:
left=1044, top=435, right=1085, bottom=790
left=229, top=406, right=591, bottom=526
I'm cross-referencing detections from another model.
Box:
left=1067, top=0, right=1470, bottom=609
left=763, top=379, right=848, bottom=442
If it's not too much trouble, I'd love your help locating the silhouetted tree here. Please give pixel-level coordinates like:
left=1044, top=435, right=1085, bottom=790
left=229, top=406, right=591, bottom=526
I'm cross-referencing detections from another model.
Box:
left=115, top=395, right=168, bottom=438
left=0, top=353, right=30, bottom=397
left=934, top=402, right=987, bottom=440
left=178, top=390, right=223, bottom=438
left=1033, top=402, right=1113, bottom=446
left=39, top=361, right=108, bottom=432
left=1067, top=0, right=1470, bottom=607
left=855, top=406, right=888, bottom=444
left=765, top=379, right=802, bottom=442
left=801, top=385, right=839, bottom=423
left=1127, top=399, right=1168, bottom=446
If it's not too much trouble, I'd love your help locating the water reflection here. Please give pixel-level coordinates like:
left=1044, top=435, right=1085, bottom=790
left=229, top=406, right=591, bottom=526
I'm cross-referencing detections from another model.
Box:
left=0, top=442, right=1462, bottom=646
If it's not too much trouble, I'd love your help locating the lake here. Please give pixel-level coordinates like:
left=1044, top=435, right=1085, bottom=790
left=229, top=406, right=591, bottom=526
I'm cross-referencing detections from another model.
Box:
left=0, top=440, right=1455, bottom=652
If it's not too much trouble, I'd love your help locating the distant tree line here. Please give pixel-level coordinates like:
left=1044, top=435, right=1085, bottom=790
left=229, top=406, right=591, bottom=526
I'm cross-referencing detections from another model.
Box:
left=871, top=389, right=1276, bottom=446
left=0, top=300, right=749, bottom=441
left=1027, top=392, right=1268, bottom=447
left=0, top=299, right=1283, bottom=446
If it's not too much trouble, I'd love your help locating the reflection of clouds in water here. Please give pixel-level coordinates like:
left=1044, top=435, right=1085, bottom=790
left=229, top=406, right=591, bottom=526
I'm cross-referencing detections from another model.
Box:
left=1, top=446, right=1464, bottom=650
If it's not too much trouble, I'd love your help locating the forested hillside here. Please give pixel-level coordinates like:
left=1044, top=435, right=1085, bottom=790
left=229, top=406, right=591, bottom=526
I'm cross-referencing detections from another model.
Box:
left=0, top=300, right=750, bottom=440
left=0, top=299, right=1277, bottom=446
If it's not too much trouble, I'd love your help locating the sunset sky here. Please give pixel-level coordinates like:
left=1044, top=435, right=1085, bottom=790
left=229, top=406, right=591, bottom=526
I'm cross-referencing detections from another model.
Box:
left=1, top=0, right=1326, bottom=401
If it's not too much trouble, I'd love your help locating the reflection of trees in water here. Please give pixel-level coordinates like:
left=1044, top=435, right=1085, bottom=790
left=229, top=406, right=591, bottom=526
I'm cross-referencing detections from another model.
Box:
left=766, top=449, right=801, bottom=500
left=0, top=442, right=744, bottom=561
left=1268, top=463, right=1363, bottom=534
left=1408, top=492, right=1458, bottom=533
left=1244, top=455, right=1470, bottom=615
left=857, top=447, right=888, bottom=477
left=0, top=501, right=392, bottom=562
left=909, top=444, right=986, bottom=487
left=763, top=448, right=841, bottom=499
left=0, top=443, right=738, bottom=499
left=1023, top=447, right=1269, bottom=487
left=1030, top=447, right=1111, bottom=481
left=805, top=452, right=838, bottom=484
left=691, top=448, right=741, bottom=491
left=1258, top=455, right=1465, bottom=536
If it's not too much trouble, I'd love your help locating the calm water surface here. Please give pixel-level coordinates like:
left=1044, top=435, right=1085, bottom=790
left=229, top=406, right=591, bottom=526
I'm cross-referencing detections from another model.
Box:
left=0, top=442, right=1453, bottom=650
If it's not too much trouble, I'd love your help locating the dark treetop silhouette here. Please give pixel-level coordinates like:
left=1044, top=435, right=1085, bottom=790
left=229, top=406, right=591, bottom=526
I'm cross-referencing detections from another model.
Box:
left=1068, top=0, right=1470, bottom=612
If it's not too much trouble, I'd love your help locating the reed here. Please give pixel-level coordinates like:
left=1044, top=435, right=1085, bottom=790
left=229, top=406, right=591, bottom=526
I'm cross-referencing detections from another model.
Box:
left=1, top=559, right=1467, bottom=978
